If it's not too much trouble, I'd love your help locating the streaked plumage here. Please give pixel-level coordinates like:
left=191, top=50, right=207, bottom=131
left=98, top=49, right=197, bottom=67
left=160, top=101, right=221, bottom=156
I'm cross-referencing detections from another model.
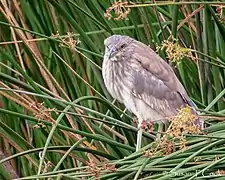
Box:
left=102, top=35, right=203, bottom=150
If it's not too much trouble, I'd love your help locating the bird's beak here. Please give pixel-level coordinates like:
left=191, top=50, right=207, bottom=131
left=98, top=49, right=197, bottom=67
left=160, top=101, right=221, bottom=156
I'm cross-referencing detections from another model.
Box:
left=108, top=47, right=117, bottom=59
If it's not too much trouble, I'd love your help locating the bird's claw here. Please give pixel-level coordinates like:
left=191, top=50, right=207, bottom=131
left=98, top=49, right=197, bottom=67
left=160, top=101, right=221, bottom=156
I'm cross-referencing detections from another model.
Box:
left=141, top=121, right=154, bottom=132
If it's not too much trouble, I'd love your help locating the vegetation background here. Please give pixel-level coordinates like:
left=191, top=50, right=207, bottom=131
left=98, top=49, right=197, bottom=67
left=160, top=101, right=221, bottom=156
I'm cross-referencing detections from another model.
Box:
left=0, top=0, right=225, bottom=179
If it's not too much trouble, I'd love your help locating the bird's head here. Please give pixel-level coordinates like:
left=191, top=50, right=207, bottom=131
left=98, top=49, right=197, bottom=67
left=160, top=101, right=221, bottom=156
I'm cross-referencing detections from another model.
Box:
left=104, top=35, right=134, bottom=62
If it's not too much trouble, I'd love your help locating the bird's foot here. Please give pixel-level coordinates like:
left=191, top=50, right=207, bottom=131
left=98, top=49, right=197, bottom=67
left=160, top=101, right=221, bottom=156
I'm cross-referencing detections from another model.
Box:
left=141, top=121, right=154, bottom=133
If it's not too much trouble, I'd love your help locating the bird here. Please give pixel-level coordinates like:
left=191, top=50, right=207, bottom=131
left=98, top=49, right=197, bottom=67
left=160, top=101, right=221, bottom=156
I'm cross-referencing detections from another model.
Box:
left=102, top=35, right=203, bottom=151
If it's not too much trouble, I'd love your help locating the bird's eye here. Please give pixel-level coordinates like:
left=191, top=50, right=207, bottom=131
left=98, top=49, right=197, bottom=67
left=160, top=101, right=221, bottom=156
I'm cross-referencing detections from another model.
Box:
left=120, top=44, right=126, bottom=49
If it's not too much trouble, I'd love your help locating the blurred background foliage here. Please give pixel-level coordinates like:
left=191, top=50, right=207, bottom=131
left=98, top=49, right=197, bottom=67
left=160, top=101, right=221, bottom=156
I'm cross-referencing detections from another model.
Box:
left=0, top=0, right=225, bottom=179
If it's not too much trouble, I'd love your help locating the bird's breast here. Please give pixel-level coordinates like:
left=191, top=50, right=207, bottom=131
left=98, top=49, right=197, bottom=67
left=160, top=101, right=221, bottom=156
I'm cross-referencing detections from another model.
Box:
left=102, top=59, right=135, bottom=103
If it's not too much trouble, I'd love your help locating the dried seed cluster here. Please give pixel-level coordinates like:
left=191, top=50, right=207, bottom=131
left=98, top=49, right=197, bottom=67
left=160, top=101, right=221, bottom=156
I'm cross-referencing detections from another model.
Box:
left=158, top=40, right=195, bottom=63
left=216, top=5, right=225, bottom=22
left=167, top=106, right=202, bottom=137
left=87, top=161, right=116, bottom=180
left=145, top=106, right=202, bottom=157
left=30, top=102, right=56, bottom=128
left=52, top=31, right=80, bottom=49
left=104, top=0, right=131, bottom=20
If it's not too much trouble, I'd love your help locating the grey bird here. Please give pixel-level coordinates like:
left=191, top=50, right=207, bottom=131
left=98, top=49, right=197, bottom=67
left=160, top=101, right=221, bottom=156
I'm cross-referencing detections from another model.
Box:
left=102, top=35, right=203, bottom=151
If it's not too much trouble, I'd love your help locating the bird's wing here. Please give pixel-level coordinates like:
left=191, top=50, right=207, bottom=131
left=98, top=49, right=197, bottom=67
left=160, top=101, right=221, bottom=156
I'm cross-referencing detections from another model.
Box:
left=131, top=43, right=192, bottom=117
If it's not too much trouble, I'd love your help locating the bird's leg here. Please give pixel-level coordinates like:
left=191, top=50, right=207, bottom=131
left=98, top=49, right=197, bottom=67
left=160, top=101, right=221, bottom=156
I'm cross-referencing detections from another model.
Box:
left=136, top=116, right=143, bottom=151
left=156, top=122, right=164, bottom=142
